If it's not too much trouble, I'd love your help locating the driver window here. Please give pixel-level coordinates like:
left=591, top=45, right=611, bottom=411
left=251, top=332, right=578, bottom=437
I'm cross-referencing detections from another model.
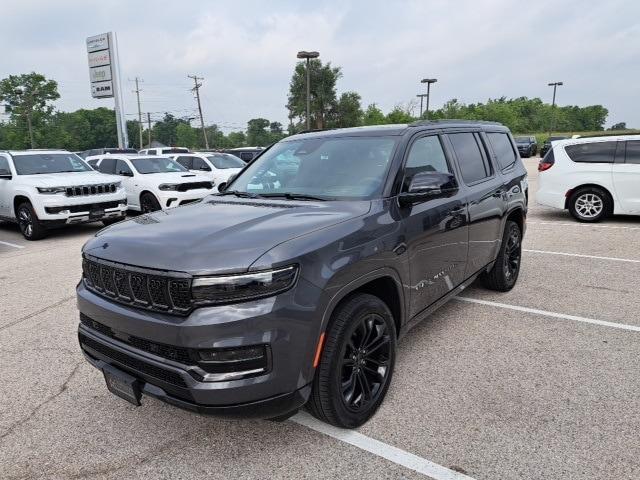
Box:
left=0, top=156, right=10, bottom=173
left=193, top=158, right=211, bottom=171
left=404, top=136, right=450, bottom=191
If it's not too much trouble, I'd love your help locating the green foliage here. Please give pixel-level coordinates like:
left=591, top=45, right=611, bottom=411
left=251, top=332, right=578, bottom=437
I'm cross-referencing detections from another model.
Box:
left=609, top=122, right=627, bottom=130
left=362, top=104, right=386, bottom=126
left=175, top=122, right=201, bottom=148
left=330, top=92, right=363, bottom=128
left=152, top=113, right=189, bottom=146
left=287, top=59, right=342, bottom=130
left=0, top=72, right=60, bottom=148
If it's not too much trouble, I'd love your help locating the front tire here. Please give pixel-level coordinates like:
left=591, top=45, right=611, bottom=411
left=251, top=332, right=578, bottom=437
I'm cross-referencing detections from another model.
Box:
left=140, top=192, right=161, bottom=213
left=568, top=187, right=610, bottom=223
left=482, top=220, right=522, bottom=292
left=307, top=293, right=396, bottom=428
left=16, top=202, right=47, bottom=240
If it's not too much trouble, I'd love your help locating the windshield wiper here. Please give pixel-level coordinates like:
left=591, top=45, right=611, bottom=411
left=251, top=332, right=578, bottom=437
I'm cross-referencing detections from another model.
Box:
left=261, top=192, right=327, bottom=201
left=218, top=190, right=262, bottom=199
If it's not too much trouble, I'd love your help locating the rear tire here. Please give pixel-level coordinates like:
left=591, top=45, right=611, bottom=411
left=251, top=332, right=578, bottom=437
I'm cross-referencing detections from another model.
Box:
left=307, top=293, right=396, bottom=428
left=16, top=202, right=47, bottom=240
left=568, top=187, right=610, bottom=223
left=482, top=220, right=522, bottom=292
left=140, top=192, right=161, bottom=213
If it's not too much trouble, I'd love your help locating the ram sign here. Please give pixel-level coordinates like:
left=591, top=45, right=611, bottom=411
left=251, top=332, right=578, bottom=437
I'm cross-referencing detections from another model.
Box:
left=86, top=33, right=114, bottom=98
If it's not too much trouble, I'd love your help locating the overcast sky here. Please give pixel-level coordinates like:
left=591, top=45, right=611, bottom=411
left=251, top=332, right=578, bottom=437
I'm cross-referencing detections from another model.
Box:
left=2, top=0, right=639, bottom=131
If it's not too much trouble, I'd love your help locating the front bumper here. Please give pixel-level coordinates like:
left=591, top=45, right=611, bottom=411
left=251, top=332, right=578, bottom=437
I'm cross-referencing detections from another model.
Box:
left=157, top=189, right=213, bottom=209
left=76, top=277, right=324, bottom=417
left=34, top=192, right=128, bottom=223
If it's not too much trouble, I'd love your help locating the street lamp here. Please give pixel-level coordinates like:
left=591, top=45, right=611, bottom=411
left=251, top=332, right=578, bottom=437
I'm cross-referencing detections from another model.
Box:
left=548, top=81, right=563, bottom=133
left=297, top=50, right=320, bottom=130
left=420, top=78, right=437, bottom=119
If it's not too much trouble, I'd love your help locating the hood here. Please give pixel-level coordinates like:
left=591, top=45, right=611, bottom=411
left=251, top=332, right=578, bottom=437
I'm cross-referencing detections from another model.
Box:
left=137, top=172, right=210, bottom=184
left=83, top=197, right=371, bottom=274
left=21, top=171, right=121, bottom=187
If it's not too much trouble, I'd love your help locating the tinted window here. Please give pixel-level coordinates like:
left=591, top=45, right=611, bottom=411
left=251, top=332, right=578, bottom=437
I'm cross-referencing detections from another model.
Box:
left=208, top=154, right=244, bottom=169
left=87, top=159, right=99, bottom=168
left=240, top=152, right=254, bottom=161
left=487, top=132, right=518, bottom=169
left=98, top=158, right=116, bottom=174
left=625, top=141, right=640, bottom=164
left=565, top=142, right=616, bottom=163
left=115, top=160, right=132, bottom=175
left=449, top=132, right=492, bottom=183
left=0, top=156, right=10, bottom=173
left=193, top=158, right=211, bottom=171
left=130, top=157, right=188, bottom=174
left=404, top=136, right=449, bottom=190
left=161, top=148, right=189, bottom=154
left=13, top=153, right=92, bottom=175
left=175, top=156, right=193, bottom=169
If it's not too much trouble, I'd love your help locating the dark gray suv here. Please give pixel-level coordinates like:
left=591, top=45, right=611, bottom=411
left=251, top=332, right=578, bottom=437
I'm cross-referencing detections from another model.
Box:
left=77, top=120, right=527, bottom=428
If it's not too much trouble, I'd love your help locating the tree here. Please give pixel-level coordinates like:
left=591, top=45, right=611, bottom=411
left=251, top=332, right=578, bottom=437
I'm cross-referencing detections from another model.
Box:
left=287, top=59, right=341, bottom=130
left=226, top=131, right=247, bottom=148
left=362, top=104, right=386, bottom=126
left=176, top=123, right=201, bottom=148
left=331, top=92, right=363, bottom=128
left=152, top=113, right=189, bottom=146
left=609, top=122, right=627, bottom=130
left=0, top=72, right=59, bottom=148
left=246, top=118, right=271, bottom=146
left=385, top=105, right=415, bottom=124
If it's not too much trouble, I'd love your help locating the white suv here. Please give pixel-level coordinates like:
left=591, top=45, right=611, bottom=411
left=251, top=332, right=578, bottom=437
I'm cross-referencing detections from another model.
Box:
left=537, top=135, right=640, bottom=222
left=170, top=152, right=244, bottom=186
left=0, top=150, right=127, bottom=240
left=139, top=147, right=190, bottom=156
left=92, top=154, right=214, bottom=212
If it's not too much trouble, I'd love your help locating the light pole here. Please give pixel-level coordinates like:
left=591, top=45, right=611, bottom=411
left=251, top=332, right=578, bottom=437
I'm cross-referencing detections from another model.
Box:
left=297, top=50, right=319, bottom=130
left=416, top=94, right=428, bottom=117
left=548, top=81, right=563, bottom=133
left=420, top=78, right=437, bottom=119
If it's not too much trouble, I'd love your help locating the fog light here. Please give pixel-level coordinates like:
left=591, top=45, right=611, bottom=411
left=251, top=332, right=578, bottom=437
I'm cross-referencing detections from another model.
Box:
left=197, top=345, right=269, bottom=375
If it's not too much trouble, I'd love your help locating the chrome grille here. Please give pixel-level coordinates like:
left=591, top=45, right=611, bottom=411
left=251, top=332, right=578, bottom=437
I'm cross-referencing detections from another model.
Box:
left=66, top=183, right=117, bottom=197
left=82, top=256, right=192, bottom=315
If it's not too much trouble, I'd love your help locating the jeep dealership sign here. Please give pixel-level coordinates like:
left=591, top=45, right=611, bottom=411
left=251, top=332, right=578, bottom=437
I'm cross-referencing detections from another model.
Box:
left=86, top=33, right=114, bottom=98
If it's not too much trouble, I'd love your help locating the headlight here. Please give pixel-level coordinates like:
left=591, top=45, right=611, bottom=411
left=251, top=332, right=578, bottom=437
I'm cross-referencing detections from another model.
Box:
left=159, top=183, right=180, bottom=191
left=192, top=265, right=298, bottom=305
left=37, top=186, right=66, bottom=194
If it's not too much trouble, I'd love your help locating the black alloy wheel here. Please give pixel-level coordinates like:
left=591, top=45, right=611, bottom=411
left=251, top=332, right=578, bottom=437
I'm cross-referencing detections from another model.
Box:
left=307, top=293, right=396, bottom=428
left=482, top=220, right=522, bottom=291
left=17, top=202, right=46, bottom=240
left=140, top=193, right=161, bottom=213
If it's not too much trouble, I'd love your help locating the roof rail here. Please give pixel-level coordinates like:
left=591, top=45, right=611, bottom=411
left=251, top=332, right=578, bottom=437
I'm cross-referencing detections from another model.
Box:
left=409, top=119, right=503, bottom=127
left=294, top=128, right=336, bottom=135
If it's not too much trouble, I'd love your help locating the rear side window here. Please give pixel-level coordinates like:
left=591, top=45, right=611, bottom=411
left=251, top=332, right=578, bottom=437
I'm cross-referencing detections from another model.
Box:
left=624, top=141, right=640, bottom=164
left=240, top=152, right=254, bottom=161
left=193, top=158, right=211, bottom=171
left=565, top=142, right=616, bottom=163
left=487, top=132, right=518, bottom=169
left=0, top=156, right=10, bottom=173
left=448, top=132, right=492, bottom=184
left=115, top=160, right=132, bottom=175
left=98, top=158, right=116, bottom=174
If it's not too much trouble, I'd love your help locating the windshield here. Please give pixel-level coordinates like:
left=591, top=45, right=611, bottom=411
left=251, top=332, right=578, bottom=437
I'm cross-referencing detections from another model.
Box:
left=13, top=153, right=92, bottom=175
left=229, top=136, right=397, bottom=200
left=130, top=157, right=188, bottom=174
left=207, top=154, right=244, bottom=169
left=105, top=148, right=138, bottom=154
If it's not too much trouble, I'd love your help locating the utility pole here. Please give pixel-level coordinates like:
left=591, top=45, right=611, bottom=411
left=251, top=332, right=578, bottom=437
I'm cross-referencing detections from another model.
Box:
left=147, top=112, right=152, bottom=147
left=188, top=74, right=209, bottom=149
left=548, top=81, right=563, bottom=134
left=130, top=77, right=144, bottom=149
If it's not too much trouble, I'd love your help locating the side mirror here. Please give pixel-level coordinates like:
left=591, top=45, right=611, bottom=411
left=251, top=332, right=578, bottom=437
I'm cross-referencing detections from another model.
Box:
left=399, top=172, right=458, bottom=206
left=0, top=168, right=12, bottom=179
left=118, top=170, right=133, bottom=177
left=217, top=182, right=227, bottom=192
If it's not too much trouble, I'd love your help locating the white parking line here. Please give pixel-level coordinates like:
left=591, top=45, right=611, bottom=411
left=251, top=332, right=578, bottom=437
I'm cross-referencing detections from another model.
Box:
left=291, top=411, right=476, bottom=480
left=524, top=249, right=640, bottom=264
left=0, top=240, right=24, bottom=249
left=456, top=297, right=640, bottom=332
left=528, top=221, right=640, bottom=231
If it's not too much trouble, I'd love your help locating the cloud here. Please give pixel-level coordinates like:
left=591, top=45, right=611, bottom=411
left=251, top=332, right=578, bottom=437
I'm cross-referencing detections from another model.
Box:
left=1, top=0, right=639, bottom=130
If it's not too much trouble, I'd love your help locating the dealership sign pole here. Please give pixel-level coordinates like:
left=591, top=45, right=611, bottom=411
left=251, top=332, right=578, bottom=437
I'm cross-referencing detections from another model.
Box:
left=86, top=32, right=129, bottom=148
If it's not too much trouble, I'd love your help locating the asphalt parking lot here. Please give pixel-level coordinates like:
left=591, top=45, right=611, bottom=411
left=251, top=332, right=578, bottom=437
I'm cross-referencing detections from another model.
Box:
left=1, top=157, right=639, bottom=480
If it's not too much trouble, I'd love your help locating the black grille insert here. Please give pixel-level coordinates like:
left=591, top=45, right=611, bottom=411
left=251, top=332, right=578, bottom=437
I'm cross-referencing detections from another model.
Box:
left=83, top=256, right=192, bottom=315
left=79, top=333, right=188, bottom=387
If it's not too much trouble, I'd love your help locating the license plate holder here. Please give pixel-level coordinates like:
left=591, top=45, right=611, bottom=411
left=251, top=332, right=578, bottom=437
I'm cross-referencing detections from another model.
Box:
left=89, top=208, right=105, bottom=219
left=102, top=364, right=142, bottom=406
